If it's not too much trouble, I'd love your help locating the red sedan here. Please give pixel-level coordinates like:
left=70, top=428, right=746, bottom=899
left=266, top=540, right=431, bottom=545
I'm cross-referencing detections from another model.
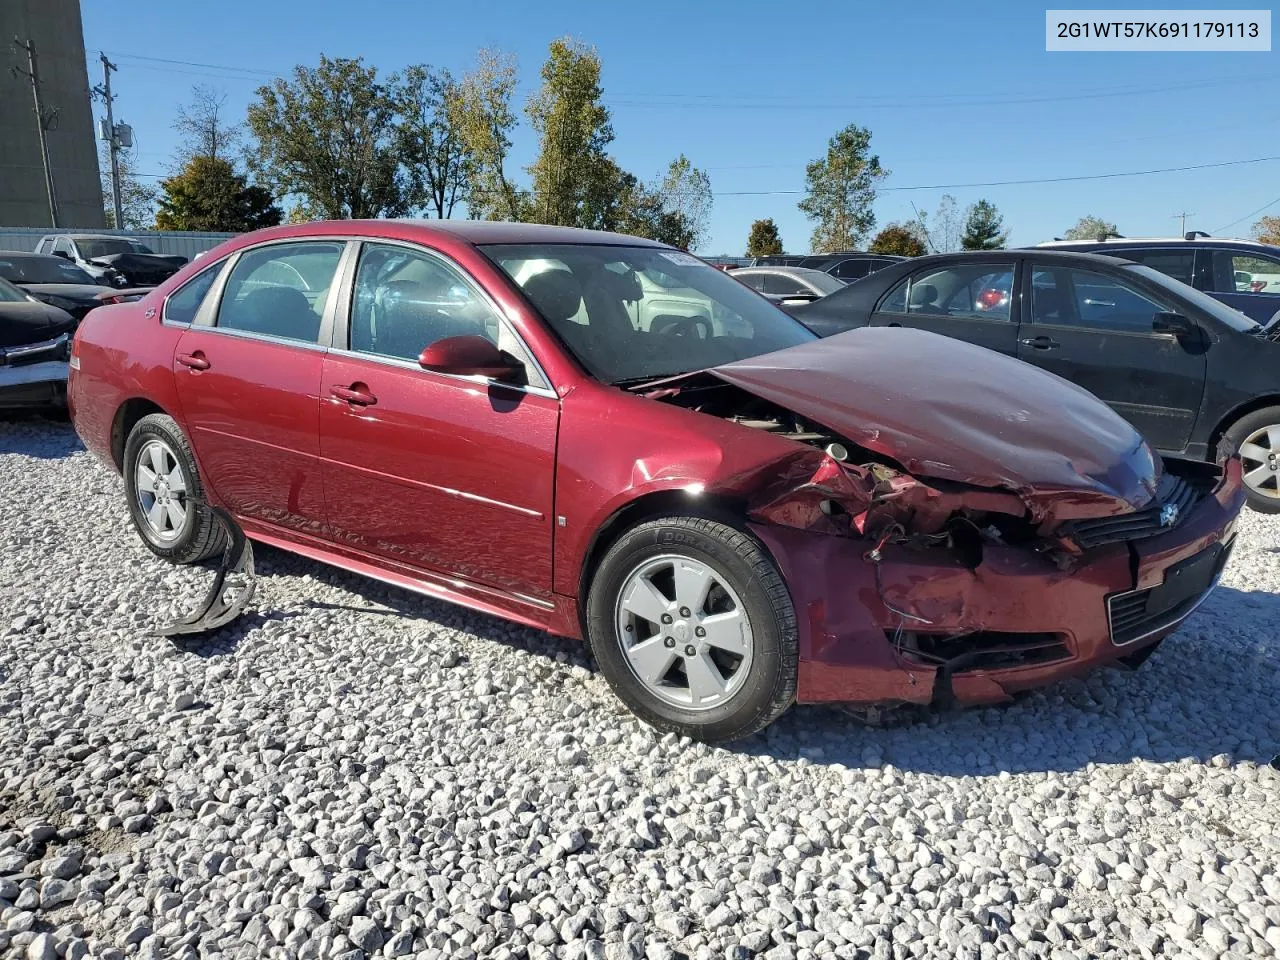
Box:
left=69, top=221, right=1244, bottom=742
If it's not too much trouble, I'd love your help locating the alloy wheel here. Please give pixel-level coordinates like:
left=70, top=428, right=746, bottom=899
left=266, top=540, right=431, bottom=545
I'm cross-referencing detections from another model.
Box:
left=134, top=439, right=190, bottom=543
left=1239, top=425, right=1280, bottom=500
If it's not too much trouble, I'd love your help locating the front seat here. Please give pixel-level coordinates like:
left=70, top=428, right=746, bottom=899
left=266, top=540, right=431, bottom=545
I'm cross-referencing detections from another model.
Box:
left=233, top=286, right=319, bottom=342
left=908, top=282, right=941, bottom=315
left=378, top=280, right=451, bottom=359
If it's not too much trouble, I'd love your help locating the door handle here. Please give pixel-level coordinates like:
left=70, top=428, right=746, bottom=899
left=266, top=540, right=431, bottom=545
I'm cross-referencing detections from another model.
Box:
left=176, top=351, right=210, bottom=371
left=1018, top=336, right=1060, bottom=350
left=330, top=384, right=377, bottom=407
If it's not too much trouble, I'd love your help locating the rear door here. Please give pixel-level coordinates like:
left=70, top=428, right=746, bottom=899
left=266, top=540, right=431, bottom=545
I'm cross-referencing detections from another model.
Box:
left=1014, top=263, right=1206, bottom=451
left=868, top=258, right=1020, bottom=354
left=1204, top=248, right=1280, bottom=325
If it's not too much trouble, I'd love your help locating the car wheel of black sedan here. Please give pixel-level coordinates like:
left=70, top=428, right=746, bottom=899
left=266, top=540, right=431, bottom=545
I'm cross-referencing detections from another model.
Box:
left=1220, top=406, right=1280, bottom=514
left=586, top=516, right=798, bottom=743
left=123, top=413, right=226, bottom=562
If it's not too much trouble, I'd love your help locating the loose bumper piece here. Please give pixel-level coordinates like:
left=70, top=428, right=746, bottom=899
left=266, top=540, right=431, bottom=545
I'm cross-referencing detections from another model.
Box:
left=158, top=507, right=256, bottom=639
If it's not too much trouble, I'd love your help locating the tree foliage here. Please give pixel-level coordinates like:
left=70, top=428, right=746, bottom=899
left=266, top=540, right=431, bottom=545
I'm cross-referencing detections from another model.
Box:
left=246, top=56, right=406, bottom=220
left=868, top=224, right=925, bottom=257
left=173, top=85, right=243, bottom=166
left=100, top=143, right=156, bottom=229
left=649, top=155, right=711, bottom=250
left=396, top=65, right=467, bottom=218
left=449, top=49, right=523, bottom=220
left=1253, top=215, right=1280, bottom=246
left=961, top=199, right=1008, bottom=250
left=746, top=219, right=783, bottom=257
left=155, top=156, right=282, bottom=232
left=798, top=124, right=887, bottom=253
left=914, top=194, right=960, bottom=253
left=1063, top=215, right=1120, bottom=241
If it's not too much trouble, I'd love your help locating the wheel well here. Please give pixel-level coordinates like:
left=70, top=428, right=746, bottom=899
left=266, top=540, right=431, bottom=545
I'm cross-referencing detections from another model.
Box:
left=576, top=490, right=745, bottom=605
left=110, top=399, right=165, bottom=471
left=1209, top=395, right=1280, bottom=456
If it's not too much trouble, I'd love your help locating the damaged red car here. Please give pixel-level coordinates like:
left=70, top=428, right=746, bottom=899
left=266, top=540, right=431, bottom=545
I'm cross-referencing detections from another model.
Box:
left=68, top=221, right=1245, bottom=742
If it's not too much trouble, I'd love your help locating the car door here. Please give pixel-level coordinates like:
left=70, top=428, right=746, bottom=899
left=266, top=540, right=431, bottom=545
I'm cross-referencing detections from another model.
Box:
left=1204, top=248, right=1280, bottom=325
left=1015, top=263, right=1207, bottom=451
left=170, top=239, right=348, bottom=534
left=868, top=258, right=1020, bottom=354
left=318, top=240, right=560, bottom=603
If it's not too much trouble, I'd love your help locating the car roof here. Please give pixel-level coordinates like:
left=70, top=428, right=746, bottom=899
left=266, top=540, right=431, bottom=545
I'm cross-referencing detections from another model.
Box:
left=1036, top=236, right=1276, bottom=250
left=733, top=266, right=840, bottom=280
left=891, top=249, right=1140, bottom=269
left=386, top=219, right=671, bottom=247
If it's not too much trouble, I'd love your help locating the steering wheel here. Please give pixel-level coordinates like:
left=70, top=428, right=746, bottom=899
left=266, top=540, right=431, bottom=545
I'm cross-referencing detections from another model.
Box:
left=652, top=315, right=711, bottom=339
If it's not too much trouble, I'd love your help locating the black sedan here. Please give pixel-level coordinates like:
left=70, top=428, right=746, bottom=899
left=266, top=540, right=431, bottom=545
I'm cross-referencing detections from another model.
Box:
left=0, top=277, right=74, bottom=411
left=789, top=249, right=1280, bottom=512
left=0, top=252, right=148, bottom=321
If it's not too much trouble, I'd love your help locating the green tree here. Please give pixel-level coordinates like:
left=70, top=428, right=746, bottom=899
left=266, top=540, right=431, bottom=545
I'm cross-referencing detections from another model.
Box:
left=961, top=199, right=1008, bottom=250
left=155, top=156, right=283, bottom=232
left=648, top=155, right=711, bottom=251
left=396, top=65, right=468, bottom=218
left=173, top=85, right=243, bottom=166
left=449, top=49, right=524, bottom=221
left=1063, top=215, right=1120, bottom=241
left=798, top=124, right=888, bottom=253
left=246, top=56, right=406, bottom=220
left=868, top=223, right=925, bottom=257
left=100, top=143, right=156, bottom=229
left=526, top=38, right=615, bottom=227
left=746, top=218, right=783, bottom=257
left=1252, top=215, right=1280, bottom=245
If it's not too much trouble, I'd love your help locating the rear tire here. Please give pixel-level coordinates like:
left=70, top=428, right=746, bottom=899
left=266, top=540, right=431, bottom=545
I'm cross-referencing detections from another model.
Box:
left=585, top=516, right=797, bottom=743
left=1218, top=406, right=1280, bottom=514
left=123, top=413, right=225, bottom=563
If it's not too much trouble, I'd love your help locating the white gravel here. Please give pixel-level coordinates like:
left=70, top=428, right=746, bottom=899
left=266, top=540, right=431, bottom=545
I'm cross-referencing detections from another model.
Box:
left=2, top=418, right=1279, bottom=960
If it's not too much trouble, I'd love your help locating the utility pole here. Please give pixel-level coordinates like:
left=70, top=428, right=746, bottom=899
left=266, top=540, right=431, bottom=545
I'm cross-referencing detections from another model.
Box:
left=95, top=53, right=123, bottom=229
left=12, top=37, right=60, bottom=227
left=1173, top=211, right=1196, bottom=236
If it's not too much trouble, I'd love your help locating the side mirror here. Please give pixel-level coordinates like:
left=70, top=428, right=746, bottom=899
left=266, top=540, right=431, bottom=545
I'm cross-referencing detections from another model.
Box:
left=419, top=335, right=521, bottom=381
left=1152, top=312, right=1196, bottom=336
left=52, top=250, right=70, bottom=260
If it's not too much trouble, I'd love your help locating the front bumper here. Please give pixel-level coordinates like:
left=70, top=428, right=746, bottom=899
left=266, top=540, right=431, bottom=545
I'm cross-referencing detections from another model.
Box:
left=752, top=458, right=1246, bottom=707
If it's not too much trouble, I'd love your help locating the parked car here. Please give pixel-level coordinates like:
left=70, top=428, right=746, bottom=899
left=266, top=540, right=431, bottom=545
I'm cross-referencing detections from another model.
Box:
left=790, top=249, right=1280, bottom=512
left=750, top=255, right=808, bottom=267
left=798, top=253, right=906, bottom=283
left=0, top=276, right=73, bottom=411
left=1037, top=233, right=1280, bottom=327
left=35, top=233, right=187, bottom=287
left=0, top=251, right=150, bottom=320
left=732, top=266, right=846, bottom=304
left=70, top=221, right=1242, bottom=741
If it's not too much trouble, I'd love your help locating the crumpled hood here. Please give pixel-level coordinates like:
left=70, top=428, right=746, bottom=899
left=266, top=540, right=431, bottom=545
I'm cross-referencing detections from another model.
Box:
left=708, top=327, right=1159, bottom=517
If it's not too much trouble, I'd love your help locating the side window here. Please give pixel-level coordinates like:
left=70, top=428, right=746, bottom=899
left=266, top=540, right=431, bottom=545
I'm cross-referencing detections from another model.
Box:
left=350, top=243, right=546, bottom=386
left=833, top=259, right=870, bottom=280
left=1032, top=268, right=1167, bottom=332
left=878, top=276, right=909, bottom=314
left=215, top=242, right=342, bottom=343
left=762, top=274, right=806, bottom=296
left=1121, top=249, right=1195, bottom=286
left=1219, top=251, right=1280, bottom=295
left=163, top=261, right=226, bottom=325
left=737, top=273, right=767, bottom=292
left=906, top=263, right=1015, bottom=320
left=53, top=238, right=72, bottom=258
left=36, top=239, right=51, bottom=254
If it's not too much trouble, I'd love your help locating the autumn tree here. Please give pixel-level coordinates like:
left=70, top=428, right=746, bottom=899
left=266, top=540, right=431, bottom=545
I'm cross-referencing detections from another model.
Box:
left=798, top=124, right=887, bottom=253
left=1253, top=215, right=1280, bottom=245
left=868, top=224, right=925, bottom=257
left=246, top=56, right=407, bottom=220
left=1063, top=215, right=1120, bottom=241
left=155, top=156, right=282, bottom=232
left=449, top=49, right=523, bottom=220
left=173, top=85, right=243, bottom=166
left=961, top=199, right=1008, bottom=250
left=746, top=219, right=783, bottom=257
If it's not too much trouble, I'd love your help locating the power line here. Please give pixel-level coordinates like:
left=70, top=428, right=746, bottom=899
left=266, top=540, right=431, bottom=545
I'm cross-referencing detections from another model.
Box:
left=1215, top=196, right=1280, bottom=233
left=713, top=155, right=1280, bottom=197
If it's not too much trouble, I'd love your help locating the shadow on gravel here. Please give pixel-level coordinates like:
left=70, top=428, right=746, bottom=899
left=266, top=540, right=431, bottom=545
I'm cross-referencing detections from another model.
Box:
left=0, top=415, right=82, bottom=459
left=167, top=541, right=1280, bottom=777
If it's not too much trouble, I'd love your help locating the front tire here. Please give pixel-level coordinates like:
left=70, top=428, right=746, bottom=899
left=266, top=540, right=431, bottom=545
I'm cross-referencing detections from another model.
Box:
left=1219, top=406, right=1280, bottom=514
left=123, top=413, right=225, bottom=563
left=585, top=516, right=797, bottom=743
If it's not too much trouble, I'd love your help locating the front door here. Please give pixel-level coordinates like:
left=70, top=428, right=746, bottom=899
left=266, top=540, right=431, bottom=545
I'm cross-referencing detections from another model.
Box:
left=171, top=239, right=347, bottom=534
left=318, top=241, right=560, bottom=602
left=868, top=259, right=1020, bottom=355
left=1015, top=264, right=1207, bottom=452
left=1205, top=248, right=1280, bottom=326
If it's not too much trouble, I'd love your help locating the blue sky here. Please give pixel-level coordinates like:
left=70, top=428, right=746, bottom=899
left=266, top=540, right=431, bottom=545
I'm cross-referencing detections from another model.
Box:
left=81, top=0, right=1279, bottom=254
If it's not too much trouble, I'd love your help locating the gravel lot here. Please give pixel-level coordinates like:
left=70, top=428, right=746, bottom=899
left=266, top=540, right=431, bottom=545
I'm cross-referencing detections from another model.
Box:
left=2, top=417, right=1279, bottom=960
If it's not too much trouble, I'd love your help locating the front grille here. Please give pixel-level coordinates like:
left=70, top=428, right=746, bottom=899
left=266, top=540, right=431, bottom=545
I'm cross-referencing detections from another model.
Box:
left=899, top=631, right=1071, bottom=673
left=1062, top=471, right=1202, bottom=550
left=1107, top=538, right=1233, bottom=645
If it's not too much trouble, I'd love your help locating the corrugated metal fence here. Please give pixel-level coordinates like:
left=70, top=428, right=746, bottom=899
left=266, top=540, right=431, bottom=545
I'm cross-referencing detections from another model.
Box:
left=0, top=227, right=238, bottom=260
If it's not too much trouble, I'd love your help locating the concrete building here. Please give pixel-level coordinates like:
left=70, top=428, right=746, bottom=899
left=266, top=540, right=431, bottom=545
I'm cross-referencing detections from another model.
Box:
left=0, top=0, right=104, bottom=228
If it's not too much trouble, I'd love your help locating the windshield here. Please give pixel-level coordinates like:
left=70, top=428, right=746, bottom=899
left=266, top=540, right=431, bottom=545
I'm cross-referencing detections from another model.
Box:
left=77, top=238, right=153, bottom=258
left=482, top=244, right=816, bottom=383
left=1123, top=264, right=1260, bottom=333
left=0, top=277, right=29, bottom=303
left=795, top=269, right=845, bottom=295
left=0, top=255, right=95, bottom=285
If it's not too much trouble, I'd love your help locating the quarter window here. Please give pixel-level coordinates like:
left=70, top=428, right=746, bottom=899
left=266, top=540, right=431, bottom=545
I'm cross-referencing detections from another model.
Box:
left=833, top=259, right=871, bottom=280
left=1031, top=268, right=1167, bottom=332
left=164, top=261, right=226, bottom=325
left=215, top=242, right=343, bottom=343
